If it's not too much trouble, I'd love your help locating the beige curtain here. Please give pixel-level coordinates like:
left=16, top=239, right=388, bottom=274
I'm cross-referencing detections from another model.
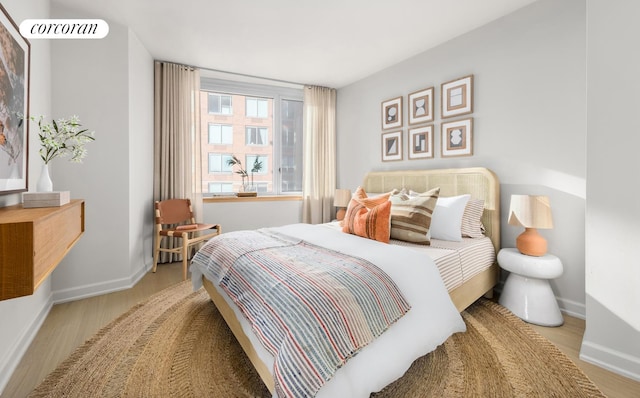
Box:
left=153, top=61, right=202, bottom=262
left=302, top=85, right=337, bottom=224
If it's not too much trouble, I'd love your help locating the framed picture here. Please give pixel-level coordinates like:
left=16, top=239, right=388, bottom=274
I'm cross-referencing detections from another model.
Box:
left=0, top=4, right=30, bottom=195
left=441, top=75, right=473, bottom=119
left=408, top=87, right=434, bottom=125
left=381, top=96, right=402, bottom=130
left=408, top=125, right=433, bottom=159
left=381, top=130, right=403, bottom=161
left=441, top=118, right=473, bottom=157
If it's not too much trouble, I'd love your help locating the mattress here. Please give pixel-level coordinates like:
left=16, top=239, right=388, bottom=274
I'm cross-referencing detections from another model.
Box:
left=323, top=221, right=496, bottom=291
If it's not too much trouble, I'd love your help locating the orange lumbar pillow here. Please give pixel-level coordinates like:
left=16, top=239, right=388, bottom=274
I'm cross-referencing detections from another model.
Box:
left=342, top=196, right=391, bottom=243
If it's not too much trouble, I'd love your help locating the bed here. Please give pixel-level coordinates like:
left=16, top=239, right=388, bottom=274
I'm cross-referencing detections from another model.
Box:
left=191, top=167, right=500, bottom=397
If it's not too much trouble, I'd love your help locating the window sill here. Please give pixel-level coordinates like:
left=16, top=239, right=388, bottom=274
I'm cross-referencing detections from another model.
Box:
left=204, top=195, right=302, bottom=203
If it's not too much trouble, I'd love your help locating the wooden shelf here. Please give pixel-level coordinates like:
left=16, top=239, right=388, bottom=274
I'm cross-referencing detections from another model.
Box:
left=0, top=199, right=85, bottom=301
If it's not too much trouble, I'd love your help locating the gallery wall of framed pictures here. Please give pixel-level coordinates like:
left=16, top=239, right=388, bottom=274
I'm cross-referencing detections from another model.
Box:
left=380, top=74, right=474, bottom=161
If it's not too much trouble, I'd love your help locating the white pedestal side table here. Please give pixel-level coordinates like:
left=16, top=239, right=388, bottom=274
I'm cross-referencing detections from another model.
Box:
left=498, top=248, right=564, bottom=326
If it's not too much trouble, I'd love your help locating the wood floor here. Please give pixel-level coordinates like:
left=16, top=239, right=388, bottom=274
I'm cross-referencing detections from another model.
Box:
left=3, top=263, right=640, bottom=398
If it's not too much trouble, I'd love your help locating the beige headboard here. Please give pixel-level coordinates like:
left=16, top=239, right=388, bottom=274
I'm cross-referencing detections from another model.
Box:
left=362, top=167, right=501, bottom=253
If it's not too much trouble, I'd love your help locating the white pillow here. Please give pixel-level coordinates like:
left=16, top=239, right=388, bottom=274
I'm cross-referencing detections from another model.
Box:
left=430, top=194, right=471, bottom=242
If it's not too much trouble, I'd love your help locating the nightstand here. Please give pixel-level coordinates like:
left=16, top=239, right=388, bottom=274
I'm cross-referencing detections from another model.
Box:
left=497, top=248, right=564, bottom=326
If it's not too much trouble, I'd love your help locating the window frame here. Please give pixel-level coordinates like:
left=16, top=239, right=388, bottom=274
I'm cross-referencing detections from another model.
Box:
left=208, top=123, right=233, bottom=145
left=208, top=153, right=234, bottom=173
left=245, top=126, right=268, bottom=146
left=201, top=77, right=304, bottom=196
left=207, top=93, right=233, bottom=115
left=208, top=182, right=234, bottom=194
left=245, top=97, right=269, bottom=118
left=246, top=154, right=269, bottom=175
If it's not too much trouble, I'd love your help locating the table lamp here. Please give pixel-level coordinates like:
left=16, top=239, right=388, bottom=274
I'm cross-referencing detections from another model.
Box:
left=334, top=189, right=352, bottom=221
left=508, top=195, right=553, bottom=256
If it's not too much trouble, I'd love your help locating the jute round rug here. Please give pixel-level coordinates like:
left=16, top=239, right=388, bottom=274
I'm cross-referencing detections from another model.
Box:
left=30, top=281, right=605, bottom=397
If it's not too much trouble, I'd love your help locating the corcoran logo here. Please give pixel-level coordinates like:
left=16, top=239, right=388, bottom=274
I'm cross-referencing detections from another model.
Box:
left=19, top=19, right=109, bottom=39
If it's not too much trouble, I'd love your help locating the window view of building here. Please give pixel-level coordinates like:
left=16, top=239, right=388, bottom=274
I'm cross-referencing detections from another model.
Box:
left=200, top=87, right=303, bottom=195
left=280, top=99, right=303, bottom=193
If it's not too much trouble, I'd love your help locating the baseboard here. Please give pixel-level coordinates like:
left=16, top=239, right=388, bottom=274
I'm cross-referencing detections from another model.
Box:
left=580, top=340, right=640, bottom=382
left=557, top=296, right=585, bottom=320
left=52, top=261, right=150, bottom=304
left=0, top=294, right=53, bottom=395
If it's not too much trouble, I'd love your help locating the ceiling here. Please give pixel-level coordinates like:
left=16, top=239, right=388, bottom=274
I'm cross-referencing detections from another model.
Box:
left=51, top=0, right=537, bottom=88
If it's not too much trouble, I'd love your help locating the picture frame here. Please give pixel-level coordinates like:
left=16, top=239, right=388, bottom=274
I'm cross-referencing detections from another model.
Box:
left=408, top=87, right=434, bottom=125
left=408, top=125, right=433, bottom=159
left=0, top=4, right=30, bottom=195
left=381, top=130, right=403, bottom=162
left=381, top=96, right=402, bottom=130
left=441, top=75, right=473, bottom=119
left=441, top=118, right=473, bottom=158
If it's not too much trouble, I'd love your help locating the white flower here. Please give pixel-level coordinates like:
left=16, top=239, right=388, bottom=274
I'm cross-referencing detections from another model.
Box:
left=31, top=115, right=95, bottom=164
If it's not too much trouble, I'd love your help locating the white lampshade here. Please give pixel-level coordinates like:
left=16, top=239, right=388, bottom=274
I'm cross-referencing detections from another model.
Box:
left=334, top=189, right=352, bottom=208
left=508, top=195, right=553, bottom=229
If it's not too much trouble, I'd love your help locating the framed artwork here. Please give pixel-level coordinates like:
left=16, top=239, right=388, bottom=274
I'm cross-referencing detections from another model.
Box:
left=441, top=118, right=473, bottom=158
left=408, top=87, right=434, bottom=125
left=441, top=75, right=473, bottom=119
left=0, top=4, right=30, bottom=195
left=381, top=130, right=403, bottom=161
left=408, top=125, right=433, bottom=159
left=381, top=96, right=402, bottom=130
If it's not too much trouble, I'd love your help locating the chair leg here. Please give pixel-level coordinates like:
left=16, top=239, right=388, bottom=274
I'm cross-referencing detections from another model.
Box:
left=182, top=238, right=189, bottom=281
left=153, top=234, right=161, bottom=273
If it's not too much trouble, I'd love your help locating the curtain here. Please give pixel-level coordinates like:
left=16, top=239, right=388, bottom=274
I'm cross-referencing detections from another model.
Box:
left=153, top=61, right=202, bottom=262
left=302, top=85, right=337, bottom=224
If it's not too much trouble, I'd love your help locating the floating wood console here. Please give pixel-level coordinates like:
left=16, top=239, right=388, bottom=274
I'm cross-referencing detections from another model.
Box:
left=0, top=199, right=85, bottom=301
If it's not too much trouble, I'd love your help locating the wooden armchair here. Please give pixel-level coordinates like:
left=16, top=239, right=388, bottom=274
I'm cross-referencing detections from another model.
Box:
left=152, top=199, right=221, bottom=280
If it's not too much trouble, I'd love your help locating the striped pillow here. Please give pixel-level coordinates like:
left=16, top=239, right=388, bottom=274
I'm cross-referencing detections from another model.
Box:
left=461, top=198, right=486, bottom=238
left=389, top=187, right=440, bottom=244
left=342, top=198, right=391, bottom=243
left=352, top=186, right=394, bottom=206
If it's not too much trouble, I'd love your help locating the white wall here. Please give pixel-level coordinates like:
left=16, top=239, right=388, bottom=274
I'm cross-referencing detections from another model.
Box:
left=583, top=0, right=640, bottom=381
left=202, top=200, right=303, bottom=233
left=49, top=4, right=154, bottom=302
left=49, top=10, right=131, bottom=298
left=337, top=0, right=587, bottom=316
left=127, top=31, right=155, bottom=275
left=0, top=0, right=52, bottom=393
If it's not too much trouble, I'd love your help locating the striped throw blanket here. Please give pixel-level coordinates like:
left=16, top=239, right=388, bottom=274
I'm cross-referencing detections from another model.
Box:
left=192, top=229, right=411, bottom=398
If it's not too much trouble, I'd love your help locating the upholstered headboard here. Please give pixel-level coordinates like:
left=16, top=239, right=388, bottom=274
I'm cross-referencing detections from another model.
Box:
left=361, top=167, right=501, bottom=253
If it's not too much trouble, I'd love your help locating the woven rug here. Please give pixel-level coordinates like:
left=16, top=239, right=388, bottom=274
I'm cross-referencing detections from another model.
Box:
left=30, top=281, right=605, bottom=397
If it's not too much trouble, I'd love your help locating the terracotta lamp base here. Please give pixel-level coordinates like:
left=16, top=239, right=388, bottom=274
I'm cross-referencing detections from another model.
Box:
left=336, top=208, right=346, bottom=221
left=516, top=228, right=547, bottom=256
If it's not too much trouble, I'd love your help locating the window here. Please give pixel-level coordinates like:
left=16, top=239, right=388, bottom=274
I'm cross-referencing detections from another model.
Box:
left=209, top=124, right=233, bottom=144
left=246, top=154, right=268, bottom=175
left=208, top=153, right=233, bottom=173
left=200, top=78, right=303, bottom=196
left=208, top=93, right=232, bottom=115
left=280, top=99, right=303, bottom=192
left=246, top=126, right=268, bottom=146
left=253, top=182, right=269, bottom=193
left=246, top=97, right=268, bottom=118
left=208, top=182, right=233, bottom=193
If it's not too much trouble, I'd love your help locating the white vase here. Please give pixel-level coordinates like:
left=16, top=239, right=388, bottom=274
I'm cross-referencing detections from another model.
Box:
left=37, top=163, right=53, bottom=192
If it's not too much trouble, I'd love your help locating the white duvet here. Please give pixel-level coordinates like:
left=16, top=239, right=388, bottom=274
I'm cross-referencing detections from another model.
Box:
left=191, top=223, right=465, bottom=397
